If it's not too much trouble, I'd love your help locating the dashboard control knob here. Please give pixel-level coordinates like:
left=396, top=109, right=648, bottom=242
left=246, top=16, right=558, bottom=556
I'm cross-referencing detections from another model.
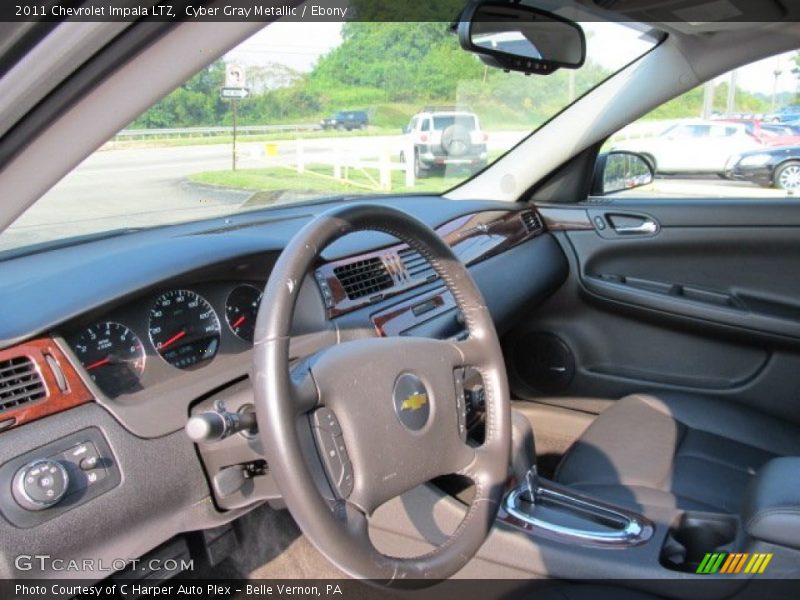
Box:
left=186, top=408, right=257, bottom=443
left=12, top=459, right=70, bottom=511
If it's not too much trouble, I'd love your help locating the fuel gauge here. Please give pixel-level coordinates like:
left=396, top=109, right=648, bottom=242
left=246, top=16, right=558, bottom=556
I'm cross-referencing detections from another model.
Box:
left=225, top=284, right=263, bottom=343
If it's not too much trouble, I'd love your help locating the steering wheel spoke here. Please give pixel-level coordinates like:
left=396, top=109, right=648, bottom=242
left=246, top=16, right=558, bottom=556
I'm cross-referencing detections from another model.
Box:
left=289, top=361, right=321, bottom=414
left=450, top=335, right=491, bottom=370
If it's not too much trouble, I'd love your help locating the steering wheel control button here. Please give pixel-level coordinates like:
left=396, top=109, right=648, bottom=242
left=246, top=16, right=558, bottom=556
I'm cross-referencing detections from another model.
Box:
left=393, top=373, right=431, bottom=432
left=12, top=460, right=70, bottom=511
left=454, top=368, right=469, bottom=441
left=312, top=409, right=352, bottom=498
left=312, top=407, right=342, bottom=436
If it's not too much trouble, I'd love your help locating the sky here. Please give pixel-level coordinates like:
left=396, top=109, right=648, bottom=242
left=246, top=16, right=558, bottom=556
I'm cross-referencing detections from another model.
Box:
left=226, top=21, right=798, bottom=97
left=225, top=22, right=342, bottom=73
left=725, top=51, right=797, bottom=95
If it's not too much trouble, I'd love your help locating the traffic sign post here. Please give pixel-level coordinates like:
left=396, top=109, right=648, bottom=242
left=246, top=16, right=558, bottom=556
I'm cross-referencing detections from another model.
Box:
left=221, top=64, right=248, bottom=171
left=232, top=97, right=238, bottom=171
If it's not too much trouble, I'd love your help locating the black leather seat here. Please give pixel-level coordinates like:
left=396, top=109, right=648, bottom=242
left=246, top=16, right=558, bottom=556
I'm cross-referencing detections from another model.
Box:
left=555, top=393, right=800, bottom=513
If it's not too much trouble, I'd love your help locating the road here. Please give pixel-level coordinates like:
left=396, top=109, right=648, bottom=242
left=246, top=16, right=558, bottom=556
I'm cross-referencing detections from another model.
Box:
left=1, top=131, right=792, bottom=252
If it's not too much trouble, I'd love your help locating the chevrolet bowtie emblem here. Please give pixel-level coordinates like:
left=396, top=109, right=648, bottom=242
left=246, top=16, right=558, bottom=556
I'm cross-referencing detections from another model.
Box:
left=401, top=392, right=428, bottom=412
left=393, top=373, right=430, bottom=431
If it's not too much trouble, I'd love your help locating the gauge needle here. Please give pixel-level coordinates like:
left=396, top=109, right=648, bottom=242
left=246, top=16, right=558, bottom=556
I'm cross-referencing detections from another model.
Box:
left=232, top=316, right=246, bottom=328
left=159, top=330, right=187, bottom=350
left=85, top=357, right=110, bottom=371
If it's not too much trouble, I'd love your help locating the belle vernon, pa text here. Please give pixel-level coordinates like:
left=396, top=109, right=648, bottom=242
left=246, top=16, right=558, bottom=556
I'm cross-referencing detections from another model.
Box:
left=16, top=584, right=344, bottom=597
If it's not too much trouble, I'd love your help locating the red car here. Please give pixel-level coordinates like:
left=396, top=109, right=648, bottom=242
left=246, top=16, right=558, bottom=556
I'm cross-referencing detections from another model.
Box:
left=719, top=118, right=800, bottom=147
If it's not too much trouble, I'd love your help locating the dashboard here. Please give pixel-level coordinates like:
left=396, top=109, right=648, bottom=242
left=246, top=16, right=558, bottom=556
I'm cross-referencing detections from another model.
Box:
left=0, top=196, right=569, bottom=578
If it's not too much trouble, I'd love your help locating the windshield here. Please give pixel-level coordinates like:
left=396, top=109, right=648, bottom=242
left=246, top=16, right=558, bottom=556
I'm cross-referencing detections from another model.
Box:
left=0, top=18, right=655, bottom=255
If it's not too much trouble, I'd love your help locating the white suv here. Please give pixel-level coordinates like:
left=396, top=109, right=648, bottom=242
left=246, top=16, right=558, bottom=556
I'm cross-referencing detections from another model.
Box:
left=401, top=107, right=488, bottom=177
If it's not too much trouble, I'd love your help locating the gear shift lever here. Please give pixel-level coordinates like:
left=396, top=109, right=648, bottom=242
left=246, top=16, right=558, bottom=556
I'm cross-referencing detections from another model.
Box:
left=511, top=410, right=539, bottom=504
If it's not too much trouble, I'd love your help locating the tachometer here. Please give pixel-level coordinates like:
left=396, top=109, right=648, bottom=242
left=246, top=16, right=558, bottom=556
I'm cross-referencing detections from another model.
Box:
left=73, top=322, right=146, bottom=397
left=148, top=290, right=221, bottom=370
left=225, top=284, right=263, bottom=342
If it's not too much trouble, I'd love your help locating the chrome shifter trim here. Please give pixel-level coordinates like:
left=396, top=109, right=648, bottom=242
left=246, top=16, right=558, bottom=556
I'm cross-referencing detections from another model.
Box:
left=502, top=480, right=654, bottom=548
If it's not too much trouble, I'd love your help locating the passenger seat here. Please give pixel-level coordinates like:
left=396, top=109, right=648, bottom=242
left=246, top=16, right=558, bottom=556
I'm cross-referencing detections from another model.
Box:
left=555, top=393, right=800, bottom=513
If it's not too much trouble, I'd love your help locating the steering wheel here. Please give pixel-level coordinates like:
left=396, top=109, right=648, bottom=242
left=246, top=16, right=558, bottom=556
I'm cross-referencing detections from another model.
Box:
left=253, top=204, right=511, bottom=582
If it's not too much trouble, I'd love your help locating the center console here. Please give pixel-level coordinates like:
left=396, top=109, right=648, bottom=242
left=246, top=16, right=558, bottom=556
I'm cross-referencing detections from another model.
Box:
left=502, top=411, right=653, bottom=550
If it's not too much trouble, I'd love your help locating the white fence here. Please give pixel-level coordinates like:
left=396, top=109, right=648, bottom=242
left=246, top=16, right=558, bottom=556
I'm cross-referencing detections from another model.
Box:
left=255, top=137, right=418, bottom=191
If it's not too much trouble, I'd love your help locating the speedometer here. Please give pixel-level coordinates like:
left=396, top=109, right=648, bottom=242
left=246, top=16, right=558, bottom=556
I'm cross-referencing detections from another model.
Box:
left=148, top=290, right=221, bottom=370
left=73, top=322, right=145, bottom=398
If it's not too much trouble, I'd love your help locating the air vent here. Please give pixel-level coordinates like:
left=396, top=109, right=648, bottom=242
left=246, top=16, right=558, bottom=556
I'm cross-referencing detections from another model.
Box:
left=0, top=356, right=46, bottom=414
left=333, top=257, right=393, bottom=300
left=522, top=211, right=543, bottom=234
left=399, top=248, right=438, bottom=283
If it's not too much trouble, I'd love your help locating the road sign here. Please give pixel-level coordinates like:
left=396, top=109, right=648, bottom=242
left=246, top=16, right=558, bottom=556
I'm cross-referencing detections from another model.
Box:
left=221, top=87, right=250, bottom=99
left=225, top=64, right=246, bottom=88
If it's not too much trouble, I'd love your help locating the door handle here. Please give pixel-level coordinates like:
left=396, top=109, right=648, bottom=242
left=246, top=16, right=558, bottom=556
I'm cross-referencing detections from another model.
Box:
left=606, top=213, right=659, bottom=235
left=613, top=220, right=657, bottom=235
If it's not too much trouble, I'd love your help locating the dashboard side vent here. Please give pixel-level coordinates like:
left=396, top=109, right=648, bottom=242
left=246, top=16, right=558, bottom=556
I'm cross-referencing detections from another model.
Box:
left=522, top=211, right=543, bottom=234
left=0, top=356, right=46, bottom=414
left=399, top=248, right=438, bottom=283
left=333, top=257, right=393, bottom=300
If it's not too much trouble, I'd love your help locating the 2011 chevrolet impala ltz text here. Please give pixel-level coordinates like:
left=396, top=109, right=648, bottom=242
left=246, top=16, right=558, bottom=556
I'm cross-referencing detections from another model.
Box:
left=0, top=1, right=799, bottom=599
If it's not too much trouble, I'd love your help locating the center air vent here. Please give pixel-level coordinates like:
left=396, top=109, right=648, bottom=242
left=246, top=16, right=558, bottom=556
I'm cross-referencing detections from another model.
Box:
left=522, top=211, right=543, bottom=234
left=333, top=257, right=393, bottom=300
left=0, top=356, right=46, bottom=414
left=399, top=248, right=438, bottom=283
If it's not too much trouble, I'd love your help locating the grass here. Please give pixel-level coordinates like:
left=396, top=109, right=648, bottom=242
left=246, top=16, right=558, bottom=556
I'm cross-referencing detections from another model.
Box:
left=188, top=163, right=476, bottom=198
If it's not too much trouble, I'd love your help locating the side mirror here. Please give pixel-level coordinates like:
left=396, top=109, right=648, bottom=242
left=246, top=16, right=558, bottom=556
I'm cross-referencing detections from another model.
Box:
left=456, top=0, right=586, bottom=75
left=593, top=151, right=655, bottom=196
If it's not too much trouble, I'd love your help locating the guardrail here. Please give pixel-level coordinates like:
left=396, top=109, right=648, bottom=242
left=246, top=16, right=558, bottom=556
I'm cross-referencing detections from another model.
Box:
left=113, top=124, right=319, bottom=140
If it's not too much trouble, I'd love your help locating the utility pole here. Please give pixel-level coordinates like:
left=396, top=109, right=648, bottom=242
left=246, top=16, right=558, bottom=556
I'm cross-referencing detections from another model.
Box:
left=772, top=57, right=783, bottom=112
left=702, top=81, right=715, bottom=119
left=568, top=70, right=576, bottom=103
left=726, top=70, right=738, bottom=115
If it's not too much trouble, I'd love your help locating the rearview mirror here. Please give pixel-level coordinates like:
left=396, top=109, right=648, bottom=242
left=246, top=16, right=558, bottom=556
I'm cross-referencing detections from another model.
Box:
left=456, top=1, right=586, bottom=75
left=593, top=151, right=655, bottom=196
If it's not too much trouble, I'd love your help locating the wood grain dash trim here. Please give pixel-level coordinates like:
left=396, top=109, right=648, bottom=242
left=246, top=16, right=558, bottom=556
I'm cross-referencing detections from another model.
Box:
left=538, top=207, right=594, bottom=231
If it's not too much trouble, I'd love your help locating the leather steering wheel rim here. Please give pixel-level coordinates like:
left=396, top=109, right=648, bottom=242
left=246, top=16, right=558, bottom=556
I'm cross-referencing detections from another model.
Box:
left=253, top=204, right=511, bottom=583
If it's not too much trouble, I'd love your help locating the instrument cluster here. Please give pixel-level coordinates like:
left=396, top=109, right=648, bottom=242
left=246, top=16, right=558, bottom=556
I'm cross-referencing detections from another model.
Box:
left=68, top=283, right=263, bottom=398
